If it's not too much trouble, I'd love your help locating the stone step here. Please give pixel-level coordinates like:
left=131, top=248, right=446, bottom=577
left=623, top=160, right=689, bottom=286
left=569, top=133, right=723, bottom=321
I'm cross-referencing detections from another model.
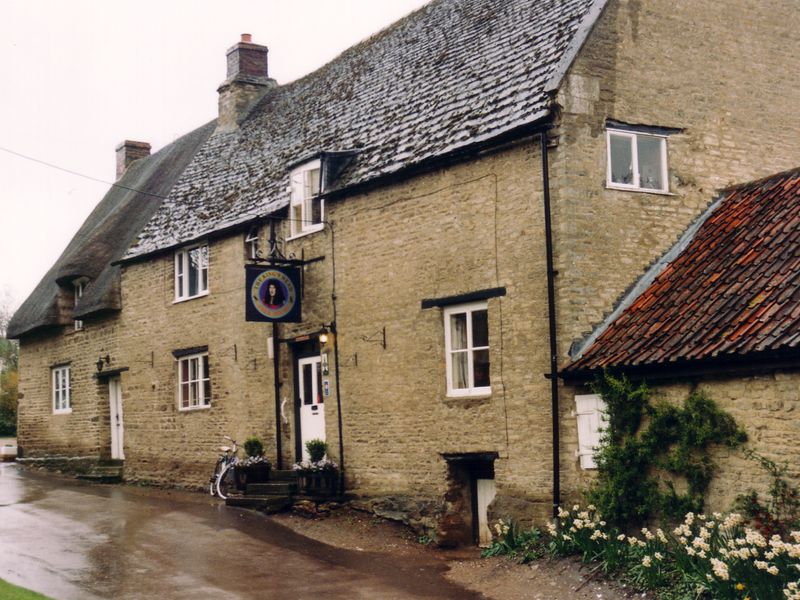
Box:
left=246, top=482, right=297, bottom=496
left=270, top=470, right=299, bottom=481
left=76, top=466, right=123, bottom=484
left=225, top=495, right=292, bottom=513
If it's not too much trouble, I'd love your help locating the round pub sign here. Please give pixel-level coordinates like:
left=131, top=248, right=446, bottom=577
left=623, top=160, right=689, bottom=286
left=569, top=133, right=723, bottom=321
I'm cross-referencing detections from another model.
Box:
left=245, top=266, right=302, bottom=322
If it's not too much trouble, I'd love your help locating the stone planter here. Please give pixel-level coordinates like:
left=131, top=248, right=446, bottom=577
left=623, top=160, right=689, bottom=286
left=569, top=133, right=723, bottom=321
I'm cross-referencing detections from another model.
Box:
left=234, top=462, right=271, bottom=490
left=297, top=470, right=339, bottom=497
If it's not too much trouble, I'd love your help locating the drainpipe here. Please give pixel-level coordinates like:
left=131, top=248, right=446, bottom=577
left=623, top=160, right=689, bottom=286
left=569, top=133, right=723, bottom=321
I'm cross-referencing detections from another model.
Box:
left=273, top=320, right=282, bottom=469
left=539, top=130, right=561, bottom=519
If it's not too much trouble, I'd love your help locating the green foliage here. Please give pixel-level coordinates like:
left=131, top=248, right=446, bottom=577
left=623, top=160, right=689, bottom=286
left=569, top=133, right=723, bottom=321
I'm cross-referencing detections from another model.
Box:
left=735, top=450, right=800, bottom=538
left=0, top=339, right=18, bottom=436
left=588, top=371, right=747, bottom=528
left=305, top=438, right=328, bottom=462
left=543, top=505, right=800, bottom=600
left=481, top=519, right=544, bottom=562
left=243, top=436, right=264, bottom=458
left=0, top=577, right=53, bottom=600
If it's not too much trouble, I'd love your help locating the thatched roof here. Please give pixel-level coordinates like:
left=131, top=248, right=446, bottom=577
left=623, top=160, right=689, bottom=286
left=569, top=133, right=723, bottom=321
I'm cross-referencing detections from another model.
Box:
left=7, top=122, right=214, bottom=339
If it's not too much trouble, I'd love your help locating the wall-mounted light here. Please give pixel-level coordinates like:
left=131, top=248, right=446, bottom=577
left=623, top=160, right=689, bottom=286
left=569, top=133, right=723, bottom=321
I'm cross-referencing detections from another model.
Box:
left=319, top=332, right=329, bottom=344
left=96, top=354, right=111, bottom=372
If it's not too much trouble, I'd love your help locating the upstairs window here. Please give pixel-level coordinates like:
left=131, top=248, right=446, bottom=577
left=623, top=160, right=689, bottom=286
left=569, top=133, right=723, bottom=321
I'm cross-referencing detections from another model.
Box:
left=245, top=226, right=261, bottom=260
left=444, top=302, right=491, bottom=397
left=289, top=159, right=323, bottom=238
left=72, top=278, right=87, bottom=331
left=174, top=245, right=209, bottom=301
left=607, top=129, right=668, bottom=193
left=177, top=352, right=211, bottom=410
left=52, top=365, right=71, bottom=414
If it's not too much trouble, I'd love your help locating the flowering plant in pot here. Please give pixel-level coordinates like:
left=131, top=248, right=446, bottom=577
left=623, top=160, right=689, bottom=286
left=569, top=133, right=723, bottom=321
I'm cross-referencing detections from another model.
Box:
left=292, top=439, right=339, bottom=496
left=234, top=436, right=271, bottom=489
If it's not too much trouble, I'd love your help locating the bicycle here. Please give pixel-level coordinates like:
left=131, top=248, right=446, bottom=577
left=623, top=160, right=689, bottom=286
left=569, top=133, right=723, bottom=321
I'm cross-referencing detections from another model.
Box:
left=209, top=435, right=239, bottom=500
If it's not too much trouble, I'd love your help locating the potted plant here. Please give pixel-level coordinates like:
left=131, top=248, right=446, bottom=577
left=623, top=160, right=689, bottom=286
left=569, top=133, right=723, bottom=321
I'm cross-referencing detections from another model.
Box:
left=292, top=439, right=339, bottom=497
left=234, top=436, right=271, bottom=490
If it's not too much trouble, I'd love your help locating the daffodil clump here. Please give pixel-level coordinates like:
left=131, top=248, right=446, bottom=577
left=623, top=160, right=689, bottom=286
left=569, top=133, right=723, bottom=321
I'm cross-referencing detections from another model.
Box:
left=491, top=505, right=800, bottom=599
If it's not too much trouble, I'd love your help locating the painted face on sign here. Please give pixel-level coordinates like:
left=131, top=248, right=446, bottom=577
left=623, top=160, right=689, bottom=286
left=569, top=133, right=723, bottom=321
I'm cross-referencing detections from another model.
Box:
left=263, top=279, right=285, bottom=308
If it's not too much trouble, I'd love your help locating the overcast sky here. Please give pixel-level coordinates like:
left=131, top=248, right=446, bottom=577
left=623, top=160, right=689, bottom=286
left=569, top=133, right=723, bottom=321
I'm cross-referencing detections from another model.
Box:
left=0, top=0, right=430, bottom=311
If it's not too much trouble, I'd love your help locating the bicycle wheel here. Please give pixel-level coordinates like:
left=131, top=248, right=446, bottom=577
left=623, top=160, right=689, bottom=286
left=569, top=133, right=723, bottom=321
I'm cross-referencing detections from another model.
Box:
left=210, top=460, right=222, bottom=496
left=215, top=463, right=235, bottom=500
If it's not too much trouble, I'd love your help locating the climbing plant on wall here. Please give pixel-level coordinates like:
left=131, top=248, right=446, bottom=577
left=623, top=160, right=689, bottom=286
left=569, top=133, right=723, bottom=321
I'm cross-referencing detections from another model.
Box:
left=586, top=371, right=747, bottom=528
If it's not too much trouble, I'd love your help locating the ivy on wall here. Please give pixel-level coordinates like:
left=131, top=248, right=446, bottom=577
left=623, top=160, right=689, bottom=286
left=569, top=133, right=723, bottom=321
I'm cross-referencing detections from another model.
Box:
left=586, top=371, right=747, bottom=528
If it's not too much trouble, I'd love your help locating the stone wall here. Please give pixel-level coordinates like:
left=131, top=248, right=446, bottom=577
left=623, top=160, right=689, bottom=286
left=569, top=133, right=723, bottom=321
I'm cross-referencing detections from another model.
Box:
left=554, top=0, right=800, bottom=504
left=16, top=315, right=120, bottom=461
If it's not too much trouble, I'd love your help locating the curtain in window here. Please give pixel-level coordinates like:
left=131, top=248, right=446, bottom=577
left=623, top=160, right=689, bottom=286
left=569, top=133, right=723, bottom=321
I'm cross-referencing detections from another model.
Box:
left=450, top=313, right=468, bottom=389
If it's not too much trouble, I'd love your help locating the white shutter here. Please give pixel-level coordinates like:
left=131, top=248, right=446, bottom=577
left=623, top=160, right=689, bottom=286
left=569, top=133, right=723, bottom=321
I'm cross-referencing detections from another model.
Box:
left=575, top=394, right=607, bottom=469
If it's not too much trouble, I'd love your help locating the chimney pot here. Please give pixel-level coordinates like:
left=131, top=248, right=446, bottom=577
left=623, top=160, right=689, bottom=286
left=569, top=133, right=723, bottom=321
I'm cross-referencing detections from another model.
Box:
left=115, top=140, right=151, bottom=180
left=241, top=33, right=252, bottom=43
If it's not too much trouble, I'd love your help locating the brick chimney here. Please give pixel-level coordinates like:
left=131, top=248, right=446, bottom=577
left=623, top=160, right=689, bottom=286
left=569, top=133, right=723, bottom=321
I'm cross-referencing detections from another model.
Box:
left=115, top=140, right=151, bottom=180
left=216, top=34, right=276, bottom=133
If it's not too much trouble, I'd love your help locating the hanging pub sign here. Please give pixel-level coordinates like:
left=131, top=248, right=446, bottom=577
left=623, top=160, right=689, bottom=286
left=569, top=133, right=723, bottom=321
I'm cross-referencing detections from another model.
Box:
left=245, top=265, right=302, bottom=323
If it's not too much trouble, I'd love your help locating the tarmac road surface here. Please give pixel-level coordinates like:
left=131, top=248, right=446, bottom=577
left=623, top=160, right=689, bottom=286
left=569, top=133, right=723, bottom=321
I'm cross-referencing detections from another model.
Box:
left=0, top=464, right=486, bottom=599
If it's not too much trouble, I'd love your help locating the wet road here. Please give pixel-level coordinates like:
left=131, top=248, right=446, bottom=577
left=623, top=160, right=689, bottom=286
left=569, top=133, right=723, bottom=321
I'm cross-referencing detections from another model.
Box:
left=0, top=465, right=484, bottom=599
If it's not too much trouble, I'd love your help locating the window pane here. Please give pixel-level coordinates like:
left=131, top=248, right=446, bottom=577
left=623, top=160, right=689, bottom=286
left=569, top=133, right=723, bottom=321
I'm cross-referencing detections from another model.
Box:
left=292, top=203, right=303, bottom=231
left=203, top=380, right=211, bottom=405
left=188, top=256, right=199, bottom=296
left=451, top=351, right=469, bottom=389
left=190, top=357, right=199, bottom=382
left=316, top=362, right=323, bottom=404
left=450, top=313, right=467, bottom=350
left=180, top=360, right=189, bottom=383
left=311, top=197, right=322, bottom=225
left=609, top=134, right=633, bottom=185
left=302, top=364, right=313, bottom=405
left=637, top=136, right=664, bottom=190
left=190, top=381, right=199, bottom=405
left=181, top=383, right=189, bottom=407
left=472, top=309, right=488, bottom=347
left=473, top=349, right=490, bottom=388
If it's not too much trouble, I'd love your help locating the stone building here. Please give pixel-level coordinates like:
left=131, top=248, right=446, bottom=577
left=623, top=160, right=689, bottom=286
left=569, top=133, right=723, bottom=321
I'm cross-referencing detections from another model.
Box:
left=8, top=0, right=800, bottom=544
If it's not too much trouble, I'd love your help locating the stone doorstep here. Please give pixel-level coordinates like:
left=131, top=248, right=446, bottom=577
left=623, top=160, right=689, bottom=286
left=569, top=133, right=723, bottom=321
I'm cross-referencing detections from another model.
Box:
left=246, top=482, right=297, bottom=495
left=270, top=470, right=299, bottom=481
left=225, top=495, right=292, bottom=513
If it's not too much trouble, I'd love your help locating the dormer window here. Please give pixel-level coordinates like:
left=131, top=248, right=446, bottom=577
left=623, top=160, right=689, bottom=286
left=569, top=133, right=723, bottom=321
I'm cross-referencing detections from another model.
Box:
left=289, top=159, right=323, bottom=238
left=72, top=278, right=88, bottom=330
left=245, top=226, right=261, bottom=260
left=606, top=128, right=668, bottom=193
left=174, top=244, right=209, bottom=301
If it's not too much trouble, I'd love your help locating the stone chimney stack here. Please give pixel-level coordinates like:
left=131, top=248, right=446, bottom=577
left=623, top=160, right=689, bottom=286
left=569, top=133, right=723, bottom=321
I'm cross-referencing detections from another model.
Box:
left=115, top=140, right=151, bottom=180
left=217, top=34, right=276, bottom=133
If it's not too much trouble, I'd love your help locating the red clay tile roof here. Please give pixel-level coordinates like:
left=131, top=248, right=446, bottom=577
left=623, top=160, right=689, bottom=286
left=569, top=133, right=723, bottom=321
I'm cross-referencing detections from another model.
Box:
left=565, top=167, right=800, bottom=377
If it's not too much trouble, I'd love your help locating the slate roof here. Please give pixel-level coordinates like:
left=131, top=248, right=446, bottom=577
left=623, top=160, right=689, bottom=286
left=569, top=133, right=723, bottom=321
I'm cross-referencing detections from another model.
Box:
left=564, top=168, right=800, bottom=378
left=124, top=0, right=605, bottom=259
left=7, top=123, right=214, bottom=339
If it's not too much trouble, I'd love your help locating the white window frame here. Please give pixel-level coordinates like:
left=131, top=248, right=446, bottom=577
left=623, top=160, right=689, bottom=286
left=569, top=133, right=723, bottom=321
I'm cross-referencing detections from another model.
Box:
left=288, top=159, right=324, bottom=239
left=174, top=244, right=209, bottom=302
left=444, top=301, right=491, bottom=397
left=245, top=226, right=261, bottom=260
left=176, top=352, right=211, bottom=411
left=575, top=394, right=608, bottom=469
left=73, top=278, right=87, bottom=331
left=52, top=365, right=72, bottom=414
left=606, top=129, right=669, bottom=193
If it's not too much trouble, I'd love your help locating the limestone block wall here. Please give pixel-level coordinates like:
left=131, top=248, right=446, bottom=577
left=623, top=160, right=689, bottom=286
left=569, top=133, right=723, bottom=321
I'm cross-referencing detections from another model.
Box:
left=328, top=141, right=554, bottom=520
left=16, top=315, right=120, bottom=461
left=118, top=235, right=283, bottom=486
left=655, top=374, right=800, bottom=514
left=553, top=0, right=800, bottom=501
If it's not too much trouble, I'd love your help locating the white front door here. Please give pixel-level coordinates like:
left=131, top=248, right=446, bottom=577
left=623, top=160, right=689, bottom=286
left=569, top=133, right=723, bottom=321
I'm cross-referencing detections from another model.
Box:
left=298, top=356, right=325, bottom=460
left=109, top=377, right=124, bottom=460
